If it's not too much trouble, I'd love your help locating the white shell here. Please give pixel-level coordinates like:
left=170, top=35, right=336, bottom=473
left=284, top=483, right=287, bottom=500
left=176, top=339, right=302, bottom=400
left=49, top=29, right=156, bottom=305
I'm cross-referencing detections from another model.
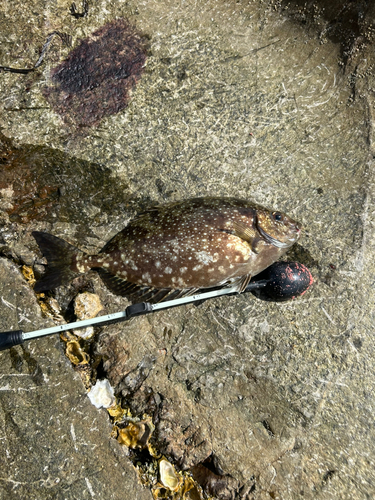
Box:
left=159, top=459, right=180, bottom=491
left=73, top=292, right=103, bottom=339
left=73, top=326, right=95, bottom=340
left=74, top=292, right=103, bottom=320
left=88, top=379, right=115, bottom=409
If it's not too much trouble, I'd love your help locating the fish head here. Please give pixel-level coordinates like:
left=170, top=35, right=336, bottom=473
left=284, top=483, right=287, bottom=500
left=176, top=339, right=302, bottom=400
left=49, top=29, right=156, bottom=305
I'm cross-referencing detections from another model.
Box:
left=256, top=208, right=301, bottom=249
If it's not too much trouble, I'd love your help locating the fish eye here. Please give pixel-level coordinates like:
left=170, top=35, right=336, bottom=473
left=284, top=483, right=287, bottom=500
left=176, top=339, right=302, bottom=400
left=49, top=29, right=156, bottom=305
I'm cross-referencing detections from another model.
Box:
left=272, top=212, right=283, bottom=222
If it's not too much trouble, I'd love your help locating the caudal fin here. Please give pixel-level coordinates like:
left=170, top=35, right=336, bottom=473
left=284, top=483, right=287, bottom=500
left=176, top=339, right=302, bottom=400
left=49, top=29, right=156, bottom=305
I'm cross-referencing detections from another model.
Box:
left=32, top=231, right=85, bottom=292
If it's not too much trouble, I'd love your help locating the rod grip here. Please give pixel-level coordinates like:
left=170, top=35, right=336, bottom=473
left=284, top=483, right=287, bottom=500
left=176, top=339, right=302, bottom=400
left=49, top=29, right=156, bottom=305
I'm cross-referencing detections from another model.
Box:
left=126, top=302, right=153, bottom=318
left=0, top=330, right=24, bottom=351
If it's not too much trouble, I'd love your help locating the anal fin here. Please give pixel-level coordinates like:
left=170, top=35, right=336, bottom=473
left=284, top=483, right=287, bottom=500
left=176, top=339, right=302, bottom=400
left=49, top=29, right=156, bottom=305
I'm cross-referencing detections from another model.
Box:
left=95, top=268, right=197, bottom=304
left=95, top=268, right=145, bottom=297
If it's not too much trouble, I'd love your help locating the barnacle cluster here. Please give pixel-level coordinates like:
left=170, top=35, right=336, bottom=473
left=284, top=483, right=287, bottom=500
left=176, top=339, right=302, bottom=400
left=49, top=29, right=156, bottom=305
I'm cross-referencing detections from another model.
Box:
left=38, top=294, right=65, bottom=322
left=115, top=417, right=154, bottom=449
left=151, top=459, right=204, bottom=500
left=111, top=415, right=204, bottom=499
left=33, top=285, right=204, bottom=499
left=25, top=265, right=64, bottom=321
left=73, top=291, right=103, bottom=340
left=61, top=292, right=104, bottom=382
left=21, top=265, right=36, bottom=287
left=37, top=291, right=106, bottom=389
left=65, top=337, right=90, bottom=365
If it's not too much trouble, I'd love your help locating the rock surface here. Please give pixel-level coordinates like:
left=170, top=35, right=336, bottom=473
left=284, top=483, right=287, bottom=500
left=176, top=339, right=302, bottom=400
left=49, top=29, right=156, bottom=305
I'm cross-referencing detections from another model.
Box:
left=0, top=259, right=152, bottom=500
left=1, top=0, right=375, bottom=499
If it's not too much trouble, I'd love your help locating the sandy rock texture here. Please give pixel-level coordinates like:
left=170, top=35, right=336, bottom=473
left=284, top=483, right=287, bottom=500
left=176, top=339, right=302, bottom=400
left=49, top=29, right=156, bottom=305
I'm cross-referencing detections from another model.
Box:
left=1, top=0, right=375, bottom=499
left=0, top=259, right=152, bottom=500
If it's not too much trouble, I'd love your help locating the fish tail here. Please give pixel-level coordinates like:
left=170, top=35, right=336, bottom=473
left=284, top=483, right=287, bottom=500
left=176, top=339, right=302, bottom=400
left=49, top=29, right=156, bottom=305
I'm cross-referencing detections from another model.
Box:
left=32, top=231, right=87, bottom=292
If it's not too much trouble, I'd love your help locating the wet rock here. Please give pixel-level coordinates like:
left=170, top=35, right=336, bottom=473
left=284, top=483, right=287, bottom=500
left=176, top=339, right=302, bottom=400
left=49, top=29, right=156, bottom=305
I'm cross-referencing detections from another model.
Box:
left=191, top=463, right=239, bottom=500
left=0, top=258, right=152, bottom=500
left=1, top=0, right=375, bottom=499
left=43, top=18, right=148, bottom=127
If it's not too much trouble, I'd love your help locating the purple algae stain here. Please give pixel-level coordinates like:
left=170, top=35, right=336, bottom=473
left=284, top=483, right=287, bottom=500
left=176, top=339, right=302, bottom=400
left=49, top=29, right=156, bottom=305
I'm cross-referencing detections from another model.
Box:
left=43, top=19, right=148, bottom=127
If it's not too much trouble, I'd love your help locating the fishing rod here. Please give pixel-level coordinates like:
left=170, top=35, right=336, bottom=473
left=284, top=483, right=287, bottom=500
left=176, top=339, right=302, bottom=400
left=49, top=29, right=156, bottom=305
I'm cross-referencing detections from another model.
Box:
left=0, top=261, right=313, bottom=351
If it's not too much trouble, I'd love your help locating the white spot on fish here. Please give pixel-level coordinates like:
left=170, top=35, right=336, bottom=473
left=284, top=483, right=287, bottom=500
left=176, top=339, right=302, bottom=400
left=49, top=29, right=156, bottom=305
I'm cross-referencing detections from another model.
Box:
left=165, top=267, right=173, bottom=274
left=76, top=262, right=86, bottom=273
left=195, top=251, right=215, bottom=264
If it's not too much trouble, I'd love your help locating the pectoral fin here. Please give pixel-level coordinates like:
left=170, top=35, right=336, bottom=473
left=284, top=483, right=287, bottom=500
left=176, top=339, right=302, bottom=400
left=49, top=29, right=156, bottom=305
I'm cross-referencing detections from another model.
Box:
left=229, top=273, right=252, bottom=293
left=224, top=221, right=265, bottom=254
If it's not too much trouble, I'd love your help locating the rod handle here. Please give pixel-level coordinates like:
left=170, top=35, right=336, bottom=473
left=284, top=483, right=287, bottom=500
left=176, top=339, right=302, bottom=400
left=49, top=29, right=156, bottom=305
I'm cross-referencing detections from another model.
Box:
left=126, top=302, right=153, bottom=318
left=0, top=330, right=24, bottom=351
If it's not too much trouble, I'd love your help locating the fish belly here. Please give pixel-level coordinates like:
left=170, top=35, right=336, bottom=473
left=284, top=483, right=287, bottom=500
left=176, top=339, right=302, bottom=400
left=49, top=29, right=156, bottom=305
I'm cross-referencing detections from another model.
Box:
left=95, top=230, right=263, bottom=290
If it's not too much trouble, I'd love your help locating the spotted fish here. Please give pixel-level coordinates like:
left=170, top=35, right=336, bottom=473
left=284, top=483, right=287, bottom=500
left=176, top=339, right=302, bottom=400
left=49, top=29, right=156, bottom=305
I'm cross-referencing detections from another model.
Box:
left=32, top=197, right=301, bottom=301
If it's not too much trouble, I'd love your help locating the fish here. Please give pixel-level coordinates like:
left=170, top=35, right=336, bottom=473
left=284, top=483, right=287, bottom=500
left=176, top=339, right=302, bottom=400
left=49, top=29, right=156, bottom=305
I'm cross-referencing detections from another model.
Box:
left=32, top=197, right=301, bottom=302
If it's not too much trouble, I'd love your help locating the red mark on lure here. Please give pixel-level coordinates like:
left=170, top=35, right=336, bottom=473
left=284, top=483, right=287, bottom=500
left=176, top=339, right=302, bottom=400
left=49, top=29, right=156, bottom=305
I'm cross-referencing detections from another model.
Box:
left=249, top=261, right=313, bottom=302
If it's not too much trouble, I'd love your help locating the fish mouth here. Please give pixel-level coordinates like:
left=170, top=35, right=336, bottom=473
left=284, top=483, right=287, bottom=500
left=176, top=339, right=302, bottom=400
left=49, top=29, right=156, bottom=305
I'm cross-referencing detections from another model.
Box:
left=257, top=226, right=292, bottom=248
left=256, top=216, right=300, bottom=249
